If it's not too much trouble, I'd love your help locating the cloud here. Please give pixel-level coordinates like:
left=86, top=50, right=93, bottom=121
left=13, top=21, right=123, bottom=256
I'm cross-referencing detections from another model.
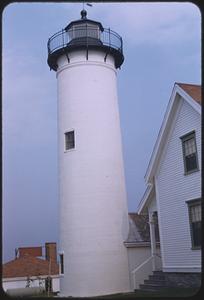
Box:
left=75, top=2, right=201, bottom=47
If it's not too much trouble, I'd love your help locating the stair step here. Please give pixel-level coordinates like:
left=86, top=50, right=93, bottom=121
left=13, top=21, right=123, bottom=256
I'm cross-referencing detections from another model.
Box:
left=138, top=270, right=170, bottom=292
left=149, top=274, right=165, bottom=281
left=153, top=271, right=163, bottom=274
left=144, top=279, right=166, bottom=286
left=139, top=284, right=168, bottom=291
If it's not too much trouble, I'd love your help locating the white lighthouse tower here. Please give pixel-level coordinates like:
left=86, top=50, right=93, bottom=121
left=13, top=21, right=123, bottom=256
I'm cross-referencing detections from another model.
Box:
left=47, top=9, right=130, bottom=297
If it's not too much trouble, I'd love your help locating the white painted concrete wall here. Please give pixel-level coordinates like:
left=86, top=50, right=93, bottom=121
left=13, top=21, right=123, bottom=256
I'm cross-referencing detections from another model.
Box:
left=127, top=246, right=151, bottom=290
left=3, top=278, right=29, bottom=291
left=57, top=49, right=130, bottom=297
left=127, top=245, right=161, bottom=290
left=3, top=276, right=60, bottom=293
left=52, top=276, right=60, bottom=293
left=155, top=98, right=201, bottom=272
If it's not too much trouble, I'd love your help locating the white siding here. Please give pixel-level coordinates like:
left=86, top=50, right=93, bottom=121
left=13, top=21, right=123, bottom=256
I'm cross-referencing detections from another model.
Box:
left=155, top=98, right=201, bottom=272
left=3, top=276, right=60, bottom=293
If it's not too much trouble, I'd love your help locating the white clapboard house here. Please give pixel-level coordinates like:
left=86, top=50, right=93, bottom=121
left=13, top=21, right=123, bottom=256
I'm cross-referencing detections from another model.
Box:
left=136, top=83, right=201, bottom=289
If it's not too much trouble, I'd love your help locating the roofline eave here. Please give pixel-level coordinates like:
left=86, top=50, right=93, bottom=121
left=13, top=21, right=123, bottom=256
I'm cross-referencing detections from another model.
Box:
left=137, top=183, right=154, bottom=214
left=144, top=83, right=201, bottom=184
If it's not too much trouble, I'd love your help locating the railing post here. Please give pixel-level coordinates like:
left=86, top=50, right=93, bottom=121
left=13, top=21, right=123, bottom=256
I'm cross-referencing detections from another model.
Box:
left=133, top=272, right=136, bottom=290
left=108, top=28, right=111, bottom=47
left=86, top=23, right=88, bottom=60
left=62, top=29, right=64, bottom=47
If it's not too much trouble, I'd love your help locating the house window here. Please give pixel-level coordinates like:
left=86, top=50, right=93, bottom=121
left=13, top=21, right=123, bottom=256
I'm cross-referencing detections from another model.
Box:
left=187, top=199, right=201, bottom=249
left=65, top=131, right=75, bottom=151
left=59, top=253, right=64, bottom=274
left=181, top=131, right=199, bottom=174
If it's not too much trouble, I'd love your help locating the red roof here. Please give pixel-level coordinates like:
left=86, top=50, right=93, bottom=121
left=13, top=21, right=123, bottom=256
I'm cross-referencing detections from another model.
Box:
left=3, top=255, right=59, bottom=278
left=177, top=83, right=201, bottom=104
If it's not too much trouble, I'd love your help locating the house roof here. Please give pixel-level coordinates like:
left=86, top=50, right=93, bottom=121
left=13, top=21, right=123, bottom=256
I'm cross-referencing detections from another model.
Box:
left=125, top=213, right=160, bottom=245
left=125, top=213, right=150, bottom=243
left=3, top=255, right=59, bottom=279
left=176, top=83, right=201, bottom=104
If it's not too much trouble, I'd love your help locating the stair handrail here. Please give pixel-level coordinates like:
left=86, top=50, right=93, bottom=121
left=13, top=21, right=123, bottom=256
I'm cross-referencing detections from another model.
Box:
left=131, top=255, right=153, bottom=290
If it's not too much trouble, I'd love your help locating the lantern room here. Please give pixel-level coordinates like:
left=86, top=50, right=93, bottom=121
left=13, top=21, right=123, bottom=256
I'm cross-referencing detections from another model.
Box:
left=47, top=10, right=124, bottom=71
left=65, top=9, right=103, bottom=45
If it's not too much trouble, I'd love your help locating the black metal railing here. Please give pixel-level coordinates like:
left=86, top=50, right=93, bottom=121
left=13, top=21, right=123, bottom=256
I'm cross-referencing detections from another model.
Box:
left=47, top=26, right=123, bottom=56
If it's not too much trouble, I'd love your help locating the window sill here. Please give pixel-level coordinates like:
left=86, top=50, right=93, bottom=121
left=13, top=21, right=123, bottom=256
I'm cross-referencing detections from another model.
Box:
left=184, top=168, right=199, bottom=176
left=191, top=246, right=201, bottom=250
left=64, top=148, right=76, bottom=153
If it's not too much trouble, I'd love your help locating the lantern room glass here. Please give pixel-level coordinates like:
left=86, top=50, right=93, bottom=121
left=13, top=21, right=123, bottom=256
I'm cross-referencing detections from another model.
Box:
left=68, top=22, right=101, bottom=41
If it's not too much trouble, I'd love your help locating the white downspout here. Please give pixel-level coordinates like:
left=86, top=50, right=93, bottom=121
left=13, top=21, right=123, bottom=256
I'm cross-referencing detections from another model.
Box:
left=149, top=211, right=157, bottom=271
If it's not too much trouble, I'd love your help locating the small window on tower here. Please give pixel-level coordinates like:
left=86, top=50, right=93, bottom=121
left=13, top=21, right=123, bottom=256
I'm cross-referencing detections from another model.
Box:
left=65, top=131, right=75, bottom=151
left=59, top=253, right=64, bottom=274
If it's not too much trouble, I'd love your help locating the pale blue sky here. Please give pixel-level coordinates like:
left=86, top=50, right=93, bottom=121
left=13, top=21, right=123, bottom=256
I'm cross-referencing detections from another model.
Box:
left=3, top=2, right=201, bottom=262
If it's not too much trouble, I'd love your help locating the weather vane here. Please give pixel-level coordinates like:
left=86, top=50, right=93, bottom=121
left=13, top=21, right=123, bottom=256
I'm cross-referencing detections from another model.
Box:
left=82, top=1, right=93, bottom=10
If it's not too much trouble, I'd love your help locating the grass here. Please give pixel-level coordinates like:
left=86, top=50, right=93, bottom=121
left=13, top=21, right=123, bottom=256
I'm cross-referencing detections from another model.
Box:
left=28, top=287, right=200, bottom=298
left=74, top=287, right=200, bottom=299
left=125, top=288, right=197, bottom=298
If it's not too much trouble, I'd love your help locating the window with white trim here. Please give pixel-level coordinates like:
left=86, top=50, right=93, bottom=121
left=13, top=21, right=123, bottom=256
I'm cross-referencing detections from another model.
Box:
left=65, top=131, right=75, bottom=151
left=187, top=199, right=201, bottom=249
left=181, top=131, right=199, bottom=174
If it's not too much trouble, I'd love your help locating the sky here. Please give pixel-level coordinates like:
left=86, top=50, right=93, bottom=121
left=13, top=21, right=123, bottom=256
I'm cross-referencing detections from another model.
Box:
left=2, top=2, right=201, bottom=263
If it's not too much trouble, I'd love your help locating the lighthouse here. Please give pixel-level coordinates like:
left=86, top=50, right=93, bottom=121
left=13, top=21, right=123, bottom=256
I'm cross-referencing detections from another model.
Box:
left=47, top=9, right=130, bottom=297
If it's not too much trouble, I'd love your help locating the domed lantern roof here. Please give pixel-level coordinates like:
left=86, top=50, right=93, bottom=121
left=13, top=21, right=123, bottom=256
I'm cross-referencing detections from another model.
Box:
left=65, top=9, right=104, bottom=31
left=64, top=10, right=104, bottom=46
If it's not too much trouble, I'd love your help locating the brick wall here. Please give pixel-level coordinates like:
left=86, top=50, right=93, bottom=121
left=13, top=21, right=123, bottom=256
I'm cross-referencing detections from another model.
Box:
left=45, top=243, right=57, bottom=263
